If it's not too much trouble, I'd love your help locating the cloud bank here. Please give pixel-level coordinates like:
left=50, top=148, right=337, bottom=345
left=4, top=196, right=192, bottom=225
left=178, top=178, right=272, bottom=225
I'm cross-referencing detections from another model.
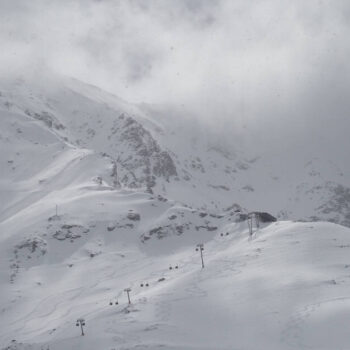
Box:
left=1, top=0, right=349, bottom=154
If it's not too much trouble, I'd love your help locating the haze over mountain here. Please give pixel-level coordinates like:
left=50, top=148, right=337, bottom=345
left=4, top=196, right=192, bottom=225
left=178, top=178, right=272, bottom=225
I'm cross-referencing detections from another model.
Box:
left=1, top=1, right=350, bottom=349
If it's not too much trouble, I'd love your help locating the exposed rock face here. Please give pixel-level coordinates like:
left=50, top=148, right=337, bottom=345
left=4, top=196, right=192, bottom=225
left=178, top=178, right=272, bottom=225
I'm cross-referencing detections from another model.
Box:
left=115, top=115, right=177, bottom=188
left=52, top=224, right=89, bottom=241
left=71, top=113, right=178, bottom=190
left=10, top=237, right=48, bottom=283
left=25, top=109, right=65, bottom=130
left=15, top=237, right=47, bottom=254
left=127, top=212, right=141, bottom=221
left=254, top=212, right=277, bottom=223
left=139, top=205, right=263, bottom=243
left=315, top=183, right=350, bottom=227
left=224, top=204, right=249, bottom=222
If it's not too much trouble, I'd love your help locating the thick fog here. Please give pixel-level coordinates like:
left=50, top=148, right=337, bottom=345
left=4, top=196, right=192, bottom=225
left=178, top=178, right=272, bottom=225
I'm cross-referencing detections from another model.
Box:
left=1, top=0, right=349, bottom=157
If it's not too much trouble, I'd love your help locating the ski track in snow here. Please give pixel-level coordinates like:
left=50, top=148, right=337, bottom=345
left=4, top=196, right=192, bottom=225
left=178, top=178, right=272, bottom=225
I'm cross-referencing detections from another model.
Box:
left=0, top=148, right=91, bottom=225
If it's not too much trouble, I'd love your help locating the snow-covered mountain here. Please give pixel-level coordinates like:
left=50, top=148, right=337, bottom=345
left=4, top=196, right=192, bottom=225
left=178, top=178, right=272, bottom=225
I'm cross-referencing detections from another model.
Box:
left=1, top=75, right=350, bottom=349
left=1, top=75, right=349, bottom=225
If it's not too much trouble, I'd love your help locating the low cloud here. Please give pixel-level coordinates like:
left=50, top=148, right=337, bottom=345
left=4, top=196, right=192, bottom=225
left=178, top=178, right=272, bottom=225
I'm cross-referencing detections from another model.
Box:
left=1, top=0, right=349, bottom=155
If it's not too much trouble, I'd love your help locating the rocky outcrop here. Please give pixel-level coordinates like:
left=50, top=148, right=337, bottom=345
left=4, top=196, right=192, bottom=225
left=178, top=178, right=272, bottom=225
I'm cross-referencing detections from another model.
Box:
left=25, top=109, right=65, bottom=130
left=316, top=183, right=350, bottom=227
left=253, top=212, right=277, bottom=223
left=108, top=114, right=177, bottom=189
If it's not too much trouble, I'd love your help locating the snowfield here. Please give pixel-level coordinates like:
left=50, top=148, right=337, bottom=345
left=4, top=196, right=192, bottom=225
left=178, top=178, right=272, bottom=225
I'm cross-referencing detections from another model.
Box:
left=1, top=76, right=350, bottom=349
left=2, top=214, right=350, bottom=349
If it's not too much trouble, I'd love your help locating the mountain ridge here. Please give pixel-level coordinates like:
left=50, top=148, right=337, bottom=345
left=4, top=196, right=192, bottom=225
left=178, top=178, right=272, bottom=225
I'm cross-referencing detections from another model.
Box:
left=1, top=75, right=350, bottom=349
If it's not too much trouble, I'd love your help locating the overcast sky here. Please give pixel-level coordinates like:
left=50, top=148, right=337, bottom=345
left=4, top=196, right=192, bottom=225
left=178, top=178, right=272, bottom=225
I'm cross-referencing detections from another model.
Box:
left=1, top=0, right=349, bottom=152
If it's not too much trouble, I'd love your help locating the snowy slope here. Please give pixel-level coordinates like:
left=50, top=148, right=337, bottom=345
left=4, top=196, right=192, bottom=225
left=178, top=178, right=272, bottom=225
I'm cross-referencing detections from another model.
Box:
left=1, top=75, right=349, bottom=224
left=1, top=75, right=350, bottom=349
left=2, top=216, right=350, bottom=349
